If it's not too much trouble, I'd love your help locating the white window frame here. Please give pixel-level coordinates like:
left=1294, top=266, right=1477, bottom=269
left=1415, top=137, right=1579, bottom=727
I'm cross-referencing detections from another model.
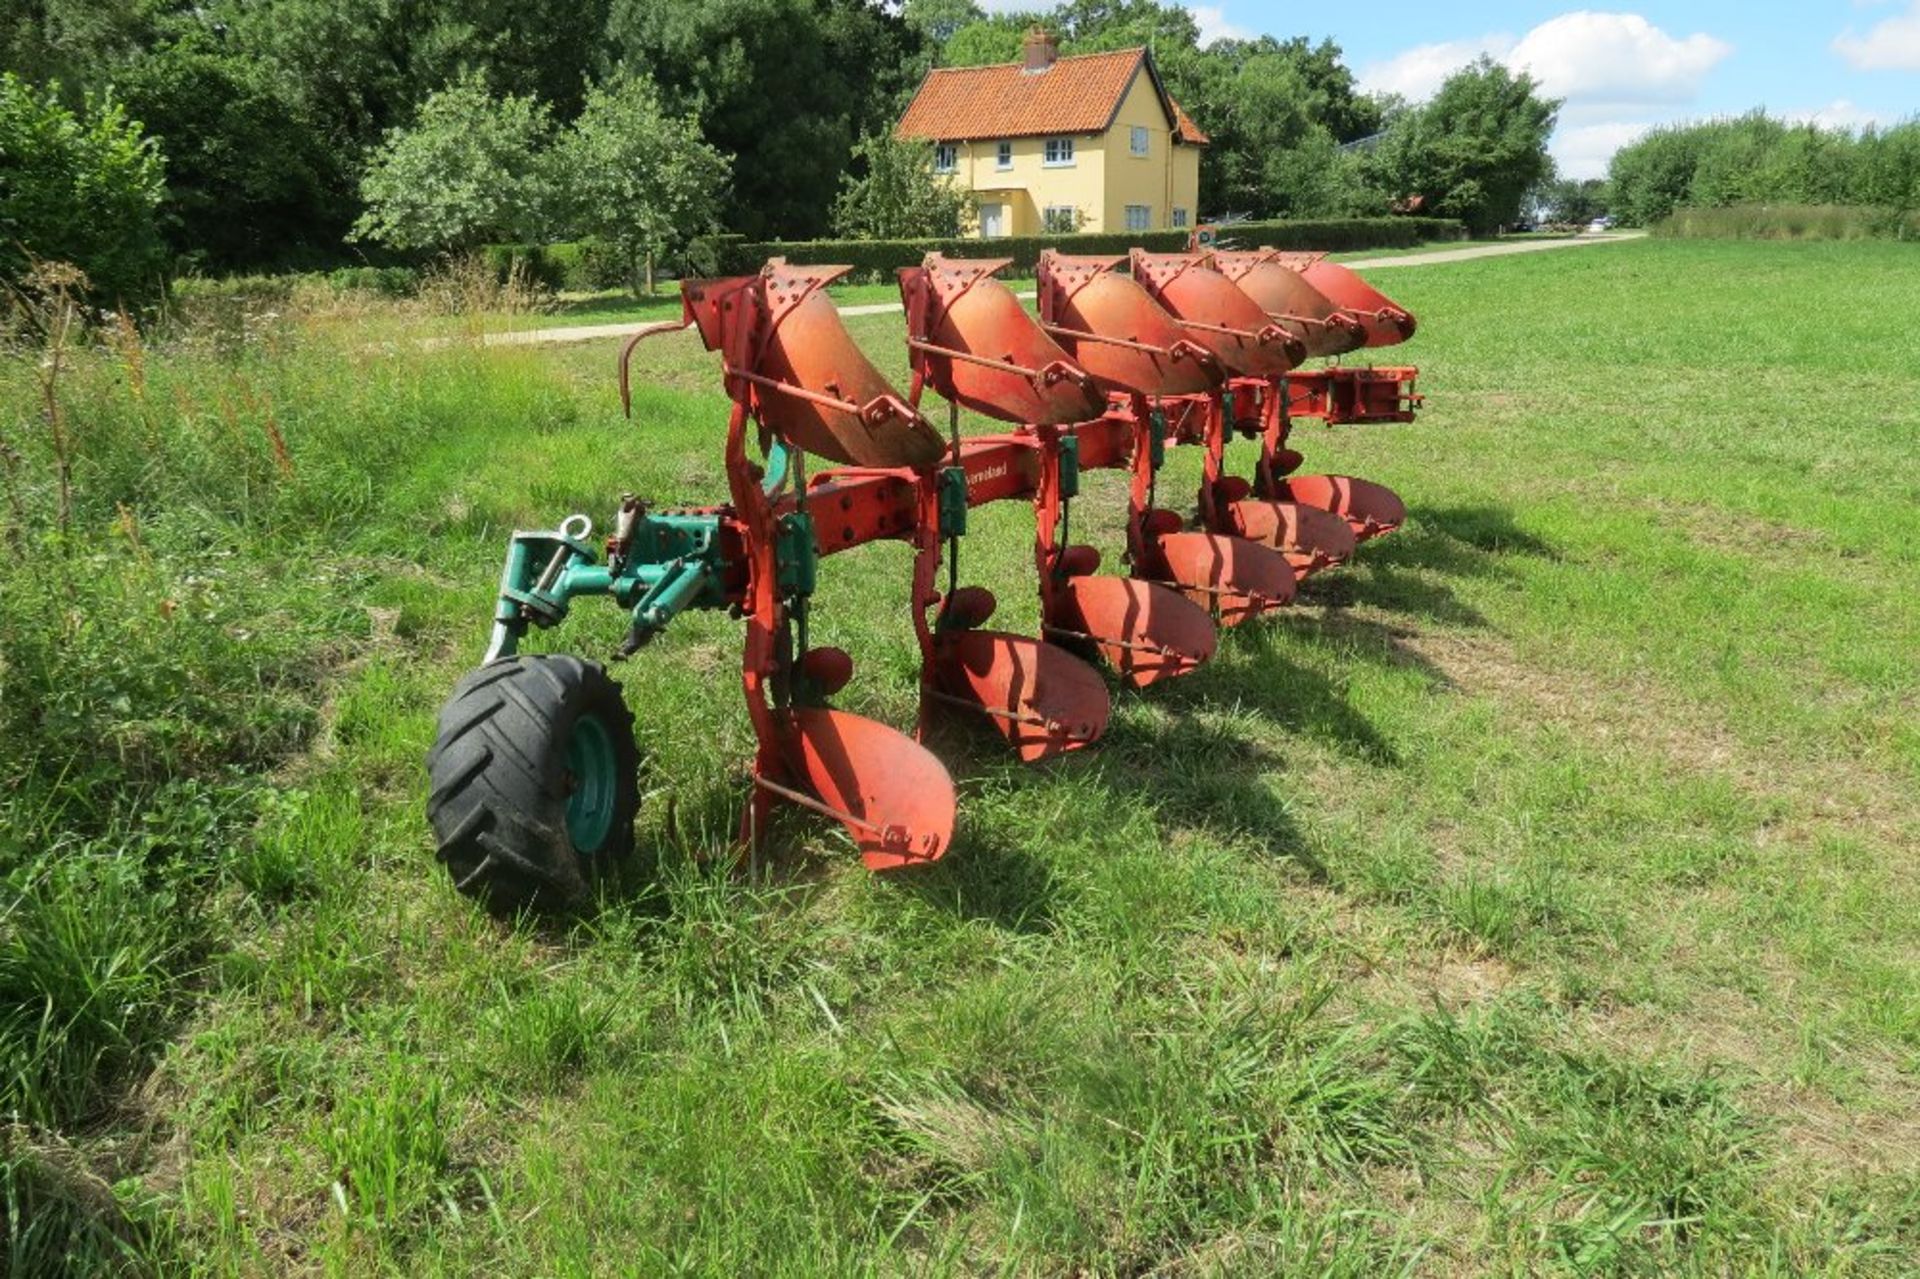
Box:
left=1043, top=205, right=1078, bottom=234
left=1043, top=136, right=1075, bottom=167
left=1130, top=125, right=1149, bottom=157
left=1124, top=204, right=1151, bottom=233
left=1172, top=207, right=1189, bottom=229
left=996, top=140, right=1013, bottom=170
left=933, top=143, right=957, bottom=174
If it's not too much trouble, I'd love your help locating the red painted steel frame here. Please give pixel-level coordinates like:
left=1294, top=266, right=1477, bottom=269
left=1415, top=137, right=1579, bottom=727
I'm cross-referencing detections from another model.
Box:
left=1286, top=366, right=1422, bottom=426
left=681, top=266, right=956, bottom=869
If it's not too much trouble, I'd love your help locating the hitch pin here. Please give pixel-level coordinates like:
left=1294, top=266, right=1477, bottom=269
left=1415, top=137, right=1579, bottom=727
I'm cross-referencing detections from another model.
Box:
left=534, top=514, right=593, bottom=594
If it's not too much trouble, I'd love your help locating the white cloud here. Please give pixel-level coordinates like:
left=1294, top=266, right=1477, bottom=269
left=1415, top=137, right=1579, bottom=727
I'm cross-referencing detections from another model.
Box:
left=1359, top=12, right=1734, bottom=178
left=1187, top=5, right=1251, bottom=45
left=1553, top=121, right=1653, bottom=179
left=1357, top=12, right=1729, bottom=107
left=1507, top=12, right=1730, bottom=103
left=1785, top=99, right=1888, bottom=129
left=1834, top=1, right=1920, bottom=69
left=1357, top=36, right=1516, bottom=101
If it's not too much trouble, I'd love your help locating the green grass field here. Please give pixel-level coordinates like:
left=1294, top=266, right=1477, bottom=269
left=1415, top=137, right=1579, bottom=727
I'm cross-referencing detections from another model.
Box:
left=2, top=239, right=1915, bottom=1275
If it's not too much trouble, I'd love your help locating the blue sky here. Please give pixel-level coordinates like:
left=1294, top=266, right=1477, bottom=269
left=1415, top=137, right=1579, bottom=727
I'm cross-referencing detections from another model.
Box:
left=1176, top=2, right=1920, bottom=176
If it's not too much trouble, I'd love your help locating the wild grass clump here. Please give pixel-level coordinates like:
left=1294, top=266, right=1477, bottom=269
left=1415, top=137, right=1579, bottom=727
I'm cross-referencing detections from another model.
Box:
left=0, top=256, right=586, bottom=1262
left=164, top=252, right=552, bottom=350
left=1654, top=203, right=1920, bottom=241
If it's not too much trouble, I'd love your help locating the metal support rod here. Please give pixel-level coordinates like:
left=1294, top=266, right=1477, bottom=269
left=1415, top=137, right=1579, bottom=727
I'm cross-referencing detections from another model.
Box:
left=1140, top=579, right=1276, bottom=608
left=751, top=773, right=903, bottom=845
left=1041, top=324, right=1183, bottom=360
left=1042, top=624, right=1192, bottom=660
left=1266, top=312, right=1342, bottom=331
left=725, top=366, right=862, bottom=415
left=1176, top=318, right=1260, bottom=340
left=923, top=688, right=1095, bottom=739
left=906, top=338, right=1093, bottom=389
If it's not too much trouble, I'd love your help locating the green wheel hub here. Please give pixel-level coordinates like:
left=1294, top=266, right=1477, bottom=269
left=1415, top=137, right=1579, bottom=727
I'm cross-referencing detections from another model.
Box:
left=564, top=713, right=619, bottom=854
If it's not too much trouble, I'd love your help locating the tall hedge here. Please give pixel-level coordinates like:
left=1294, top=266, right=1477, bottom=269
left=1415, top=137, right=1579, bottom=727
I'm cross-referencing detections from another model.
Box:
left=1610, top=115, right=1920, bottom=228
left=714, top=217, right=1464, bottom=278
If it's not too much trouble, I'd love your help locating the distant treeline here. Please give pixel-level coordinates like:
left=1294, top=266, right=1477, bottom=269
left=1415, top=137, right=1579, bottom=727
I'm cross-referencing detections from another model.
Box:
left=1609, top=113, right=1920, bottom=228
left=2, top=0, right=1561, bottom=299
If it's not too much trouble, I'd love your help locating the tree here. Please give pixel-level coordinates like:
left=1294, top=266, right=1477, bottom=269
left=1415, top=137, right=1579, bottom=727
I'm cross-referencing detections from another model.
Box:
left=1203, top=52, right=1331, bottom=217
left=114, top=34, right=342, bottom=270
left=1053, top=0, right=1198, bottom=49
left=0, top=0, right=175, bottom=102
left=0, top=73, right=167, bottom=305
left=939, top=17, right=1032, bottom=66
left=549, top=73, right=730, bottom=294
left=903, top=0, right=986, bottom=46
left=830, top=132, right=971, bottom=237
left=604, top=0, right=924, bottom=239
left=1532, top=177, right=1608, bottom=225
left=351, top=74, right=557, bottom=252
left=1369, top=58, right=1557, bottom=234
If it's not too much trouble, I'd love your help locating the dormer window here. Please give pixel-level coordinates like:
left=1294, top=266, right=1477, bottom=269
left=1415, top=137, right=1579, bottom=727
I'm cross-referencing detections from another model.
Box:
left=1043, top=137, right=1075, bottom=167
left=934, top=143, right=957, bottom=173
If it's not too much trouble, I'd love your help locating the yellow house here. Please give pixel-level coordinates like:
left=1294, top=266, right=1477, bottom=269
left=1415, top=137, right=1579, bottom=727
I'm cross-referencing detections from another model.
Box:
left=894, top=28, right=1207, bottom=238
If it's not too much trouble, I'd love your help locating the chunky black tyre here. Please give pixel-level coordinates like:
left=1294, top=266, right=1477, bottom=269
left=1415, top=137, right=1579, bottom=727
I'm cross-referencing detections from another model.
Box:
left=425, top=655, right=639, bottom=916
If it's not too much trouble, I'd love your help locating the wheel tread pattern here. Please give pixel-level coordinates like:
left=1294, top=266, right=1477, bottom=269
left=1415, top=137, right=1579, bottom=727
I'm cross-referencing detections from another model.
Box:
left=425, top=655, right=639, bottom=916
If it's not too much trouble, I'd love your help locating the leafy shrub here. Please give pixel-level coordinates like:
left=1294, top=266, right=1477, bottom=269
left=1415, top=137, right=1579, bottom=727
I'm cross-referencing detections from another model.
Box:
left=0, top=73, right=168, bottom=306
left=479, top=242, right=567, bottom=291
left=324, top=265, right=417, bottom=296
left=351, top=73, right=557, bottom=252
left=570, top=238, right=644, bottom=291
left=1611, top=115, right=1920, bottom=227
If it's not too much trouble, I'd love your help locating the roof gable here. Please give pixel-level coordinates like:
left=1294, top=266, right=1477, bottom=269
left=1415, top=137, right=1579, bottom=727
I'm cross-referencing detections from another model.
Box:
left=895, top=47, right=1206, bottom=146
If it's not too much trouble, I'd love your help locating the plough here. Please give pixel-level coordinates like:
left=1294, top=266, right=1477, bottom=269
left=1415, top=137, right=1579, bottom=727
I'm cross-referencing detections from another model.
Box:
left=425, top=245, right=1424, bottom=915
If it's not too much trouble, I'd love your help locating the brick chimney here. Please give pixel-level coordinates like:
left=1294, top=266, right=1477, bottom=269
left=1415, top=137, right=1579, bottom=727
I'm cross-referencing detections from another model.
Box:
left=1022, top=25, right=1059, bottom=73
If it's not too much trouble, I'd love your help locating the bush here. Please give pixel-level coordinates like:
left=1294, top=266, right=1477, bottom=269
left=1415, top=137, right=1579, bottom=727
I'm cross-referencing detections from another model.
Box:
left=712, top=217, right=1464, bottom=279
left=0, top=73, right=168, bottom=307
left=324, top=265, right=417, bottom=296
left=546, top=238, right=634, bottom=291
left=480, top=242, right=567, bottom=291
left=1216, top=216, right=1466, bottom=251
left=1611, top=115, right=1920, bottom=228
left=168, top=266, right=421, bottom=316
left=1653, top=204, right=1920, bottom=242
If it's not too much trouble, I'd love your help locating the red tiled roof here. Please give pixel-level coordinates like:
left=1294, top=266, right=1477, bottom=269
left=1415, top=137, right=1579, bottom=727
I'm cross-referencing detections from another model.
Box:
left=895, top=47, right=1206, bottom=146
left=1171, top=99, right=1209, bottom=146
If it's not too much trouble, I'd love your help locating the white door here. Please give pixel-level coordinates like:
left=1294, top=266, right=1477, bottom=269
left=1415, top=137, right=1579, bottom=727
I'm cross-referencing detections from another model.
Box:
left=979, top=203, right=1006, bottom=238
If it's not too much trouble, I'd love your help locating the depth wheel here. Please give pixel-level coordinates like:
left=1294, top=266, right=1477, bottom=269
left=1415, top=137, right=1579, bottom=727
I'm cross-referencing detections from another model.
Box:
left=425, top=654, right=639, bottom=916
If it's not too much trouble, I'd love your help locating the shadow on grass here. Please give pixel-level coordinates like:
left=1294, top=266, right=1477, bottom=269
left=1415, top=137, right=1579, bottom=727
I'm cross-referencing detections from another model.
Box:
left=1099, top=705, right=1331, bottom=883
left=895, top=822, right=1064, bottom=934
left=1300, top=503, right=1557, bottom=628
left=575, top=504, right=1554, bottom=925
left=1171, top=620, right=1404, bottom=765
